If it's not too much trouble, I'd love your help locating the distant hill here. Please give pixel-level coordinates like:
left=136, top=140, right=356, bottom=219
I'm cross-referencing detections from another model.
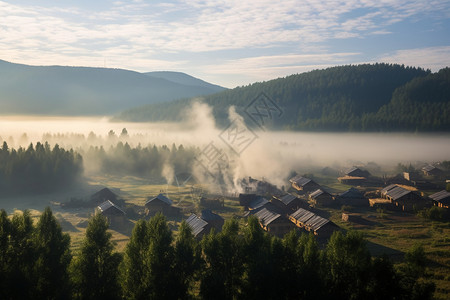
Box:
left=0, top=60, right=225, bottom=115
left=118, top=63, right=450, bottom=131
left=144, top=71, right=224, bottom=91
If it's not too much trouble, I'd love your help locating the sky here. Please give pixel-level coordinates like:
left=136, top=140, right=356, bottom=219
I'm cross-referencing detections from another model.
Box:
left=0, top=0, right=449, bottom=88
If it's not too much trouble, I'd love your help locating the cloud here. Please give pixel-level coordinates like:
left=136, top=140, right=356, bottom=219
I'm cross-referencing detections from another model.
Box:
left=201, top=52, right=361, bottom=85
left=378, top=46, right=450, bottom=71
left=0, top=0, right=449, bottom=86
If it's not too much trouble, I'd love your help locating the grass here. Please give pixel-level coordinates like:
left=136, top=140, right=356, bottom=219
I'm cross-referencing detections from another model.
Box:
left=331, top=207, right=450, bottom=299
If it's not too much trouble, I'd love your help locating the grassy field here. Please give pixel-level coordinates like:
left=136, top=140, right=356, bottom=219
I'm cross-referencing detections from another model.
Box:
left=327, top=206, right=450, bottom=300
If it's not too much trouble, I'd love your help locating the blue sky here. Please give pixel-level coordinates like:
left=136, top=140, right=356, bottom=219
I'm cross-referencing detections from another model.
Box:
left=1, top=0, right=449, bottom=88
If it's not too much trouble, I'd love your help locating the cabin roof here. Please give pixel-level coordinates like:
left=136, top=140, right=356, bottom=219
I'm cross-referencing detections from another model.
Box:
left=248, top=196, right=269, bottom=210
left=309, top=189, right=329, bottom=199
left=290, top=208, right=316, bottom=223
left=186, top=214, right=208, bottom=237
left=306, top=214, right=331, bottom=231
left=289, top=175, right=312, bottom=187
left=97, top=200, right=125, bottom=215
left=278, top=194, right=298, bottom=205
left=201, top=209, right=223, bottom=221
left=429, top=190, right=450, bottom=203
left=254, top=208, right=281, bottom=226
left=290, top=208, right=333, bottom=231
left=145, top=193, right=173, bottom=206
left=422, top=165, right=438, bottom=172
left=338, top=187, right=365, bottom=199
left=345, top=166, right=360, bottom=174
left=381, top=184, right=412, bottom=200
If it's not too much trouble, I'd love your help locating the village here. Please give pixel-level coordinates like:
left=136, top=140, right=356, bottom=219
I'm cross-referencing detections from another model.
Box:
left=70, top=163, right=449, bottom=246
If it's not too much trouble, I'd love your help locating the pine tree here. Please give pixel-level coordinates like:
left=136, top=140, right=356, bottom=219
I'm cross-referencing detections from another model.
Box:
left=71, top=213, right=122, bottom=300
left=33, top=207, right=72, bottom=299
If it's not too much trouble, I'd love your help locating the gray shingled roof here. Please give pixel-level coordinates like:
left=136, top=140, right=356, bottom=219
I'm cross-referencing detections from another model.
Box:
left=97, top=200, right=125, bottom=215
left=248, top=196, right=269, bottom=210
left=290, top=208, right=315, bottom=224
left=290, top=208, right=333, bottom=231
left=254, top=208, right=281, bottom=226
left=338, top=187, right=365, bottom=199
left=309, top=189, right=328, bottom=199
left=381, top=185, right=411, bottom=200
left=429, top=190, right=450, bottom=203
left=186, top=214, right=208, bottom=237
left=345, top=166, right=360, bottom=175
left=305, top=214, right=330, bottom=231
left=289, top=175, right=312, bottom=187
left=422, top=165, right=438, bottom=172
left=279, top=194, right=298, bottom=205
left=145, top=193, right=173, bottom=206
left=201, top=209, right=223, bottom=222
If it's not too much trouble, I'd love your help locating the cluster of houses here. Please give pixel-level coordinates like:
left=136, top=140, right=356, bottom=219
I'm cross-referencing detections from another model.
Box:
left=238, top=191, right=340, bottom=239
left=91, top=163, right=448, bottom=237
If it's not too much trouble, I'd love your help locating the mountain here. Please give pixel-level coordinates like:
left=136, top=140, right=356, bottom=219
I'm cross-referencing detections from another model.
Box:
left=118, top=63, right=450, bottom=131
left=0, top=60, right=225, bottom=115
left=144, top=71, right=224, bottom=92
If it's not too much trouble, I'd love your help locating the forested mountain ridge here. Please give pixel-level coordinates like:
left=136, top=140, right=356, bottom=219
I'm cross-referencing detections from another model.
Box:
left=118, top=63, right=450, bottom=131
left=0, top=59, right=225, bottom=115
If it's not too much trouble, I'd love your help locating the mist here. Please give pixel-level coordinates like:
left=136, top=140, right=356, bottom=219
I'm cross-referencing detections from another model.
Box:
left=1, top=108, right=449, bottom=193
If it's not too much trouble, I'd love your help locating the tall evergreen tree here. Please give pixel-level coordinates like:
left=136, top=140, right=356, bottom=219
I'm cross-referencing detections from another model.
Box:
left=71, top=213, right=122, bottom=300
left=200, top=219, right=244, bottom=300
left=325, top=231, right=372, bottom=300
left=33, top=207, right=72, bottom=300
left=7, top=210, right=36, bottom=300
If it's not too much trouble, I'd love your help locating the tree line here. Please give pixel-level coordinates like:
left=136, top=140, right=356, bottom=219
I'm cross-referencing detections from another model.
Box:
left=82, top=142, right=197, bottom=179
left=0, top=142, right=83, bottom=195
left=0, top=208, right=435, bottom=300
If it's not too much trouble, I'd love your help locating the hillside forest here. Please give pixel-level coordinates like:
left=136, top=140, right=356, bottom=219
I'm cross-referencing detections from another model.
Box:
left=118, top=64, right=450, bottom=132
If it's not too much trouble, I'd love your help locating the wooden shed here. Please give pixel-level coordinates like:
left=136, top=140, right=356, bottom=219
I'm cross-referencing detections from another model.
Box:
left=381, top=184, right=428, bottom=212
left=289, top=175, right=322, bottom=193
left=254, top=208, right=295, bottom=237
left=309, top=189, right=334, bottom=207
left=335, top=187, right=369, bottom=207
left=429, top=190, right=450, bottom=209
left=145, top=193, right=181, bottom=217
left=96, top=200, right=126, bottom=226
left=422, top=165, right=443, bottom=177
left=289, top=208, right=338, bottom=238
left=186, top=214, right=213, bottom=239
left=344, top=166, right=371, bottom=178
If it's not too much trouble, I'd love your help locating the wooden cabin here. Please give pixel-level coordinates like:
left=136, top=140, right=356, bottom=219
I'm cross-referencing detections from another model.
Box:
left=380, top=184, right=428, bottom=212
left=186, top=214, right=213, bottom=239
left=429, top=190, right=450, bottom=209
left=145, top=193, right=181, bottom=216
left=338, top=166, right=370, bottom=185
left=96, top=200, right=126, bottom=226
left=335, top=187, right=369, bottom=207
left=309, top=189, right=333, bottom=207
left=272, top=194, right=309, bottom=213
left=90, top=187, right=119, bottom=207
left=289, top=175, right=321, bottom=193
left=422, top=165, right=443, bottom=177
left=201, top=209, right=224, bottom=231
left=344, top=166, right=371, bottom=178
left=254, top=208, right=295, bottom=237
left=289, top=208, right=338, bottom=238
